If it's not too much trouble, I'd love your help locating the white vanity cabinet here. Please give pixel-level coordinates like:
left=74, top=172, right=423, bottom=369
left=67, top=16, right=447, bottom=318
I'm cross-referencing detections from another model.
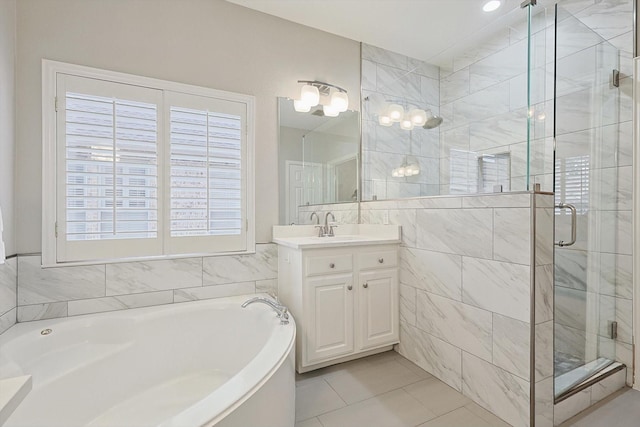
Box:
left=277, top=243, right=399, bottom=373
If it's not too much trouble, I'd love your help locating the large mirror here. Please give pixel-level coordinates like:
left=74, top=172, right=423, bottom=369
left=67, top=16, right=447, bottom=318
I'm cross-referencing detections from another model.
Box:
left=278, top=98, right=359, bottom=225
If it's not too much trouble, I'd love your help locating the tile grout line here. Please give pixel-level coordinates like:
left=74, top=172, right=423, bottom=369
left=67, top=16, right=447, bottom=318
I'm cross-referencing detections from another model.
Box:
left=300, top=356, right=436, bottom=422
left=322, top=378, right=348, bottom=408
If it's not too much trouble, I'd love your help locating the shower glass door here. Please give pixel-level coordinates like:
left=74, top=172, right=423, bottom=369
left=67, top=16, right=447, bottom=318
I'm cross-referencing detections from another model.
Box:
left=553, top=3, right=624, bottom=398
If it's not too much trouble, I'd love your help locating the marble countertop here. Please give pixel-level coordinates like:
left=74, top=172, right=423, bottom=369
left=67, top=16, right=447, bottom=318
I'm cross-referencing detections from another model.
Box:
left=272, top=224, right=401, bottom=249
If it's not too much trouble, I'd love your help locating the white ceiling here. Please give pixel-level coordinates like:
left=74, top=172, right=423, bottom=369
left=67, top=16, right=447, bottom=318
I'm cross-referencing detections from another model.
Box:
left=225, top=0, right=548, bottom=63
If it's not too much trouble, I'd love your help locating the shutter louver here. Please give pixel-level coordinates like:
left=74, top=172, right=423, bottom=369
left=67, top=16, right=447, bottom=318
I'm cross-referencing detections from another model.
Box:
left=170, top=107, right=242, bottom=237
left=65, top=92, right=158, bottom=242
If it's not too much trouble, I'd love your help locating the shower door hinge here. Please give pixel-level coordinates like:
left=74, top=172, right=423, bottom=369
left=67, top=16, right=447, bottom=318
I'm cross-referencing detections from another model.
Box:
left=54, top=96, right=58, bottom=112
left=55, top=221, right=58, bottom=238
left=613, top=70, right=620, bottom=87
left=611, top=321, right=618, bottom=339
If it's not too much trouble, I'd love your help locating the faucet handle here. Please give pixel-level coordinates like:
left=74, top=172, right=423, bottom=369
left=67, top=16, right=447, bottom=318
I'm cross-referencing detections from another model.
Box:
left=279, top=307, right=290, bottom=325
left=328, top=223, right=338, bottom=237
left=314, top=225, right=325, bottom=237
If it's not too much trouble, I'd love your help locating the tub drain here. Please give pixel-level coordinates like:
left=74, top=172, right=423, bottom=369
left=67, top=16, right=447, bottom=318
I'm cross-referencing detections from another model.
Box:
left=40, top=328, right=53, bottom=335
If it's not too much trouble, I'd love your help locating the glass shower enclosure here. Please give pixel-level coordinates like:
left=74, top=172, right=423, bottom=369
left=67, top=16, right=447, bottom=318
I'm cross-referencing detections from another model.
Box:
left=552, top=1, right=633, bottom=398
left=359, top=0, right=634, bottom=402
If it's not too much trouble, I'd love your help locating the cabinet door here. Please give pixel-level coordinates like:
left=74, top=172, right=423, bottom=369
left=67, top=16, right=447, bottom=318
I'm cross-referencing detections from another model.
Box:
left=305, top=273, right=354, bottom=365
left=358, top=268, right=399, bottom=350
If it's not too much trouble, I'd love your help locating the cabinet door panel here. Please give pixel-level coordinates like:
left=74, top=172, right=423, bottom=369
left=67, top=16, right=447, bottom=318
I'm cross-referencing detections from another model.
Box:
left=358, top=268, right=399, bottom=350
left=305, top=273, right=354, bottom=364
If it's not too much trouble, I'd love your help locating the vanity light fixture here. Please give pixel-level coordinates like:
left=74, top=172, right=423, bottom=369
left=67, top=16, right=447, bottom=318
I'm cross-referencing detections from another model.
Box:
left=294, top=80, right=349, bottom=115
left=293, top=99, right=311, bottom=113
left=323, top=104, right=340, bottom=117
left=483, top=0, right=501, bottom=12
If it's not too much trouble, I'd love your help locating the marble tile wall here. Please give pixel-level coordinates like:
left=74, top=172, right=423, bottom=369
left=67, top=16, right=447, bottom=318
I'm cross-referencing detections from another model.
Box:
left=361, top=44, right=441, bottom=200
left=15, top=244, right=278, bottom=321
left=438, top=10, right=553, bottom=195
left=535, top=193, right=555, bottom=427
left=362, top=192, right=554, bottom=426
left=552, top=0, right=634, bottom=387
left=0, top=257, right=17, bottom=334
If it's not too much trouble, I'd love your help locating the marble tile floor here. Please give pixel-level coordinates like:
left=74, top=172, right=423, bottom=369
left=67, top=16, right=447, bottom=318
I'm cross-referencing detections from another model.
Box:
left=561, top=388, right=640, bottom=427
left=295, top=351, right=511, bottom=427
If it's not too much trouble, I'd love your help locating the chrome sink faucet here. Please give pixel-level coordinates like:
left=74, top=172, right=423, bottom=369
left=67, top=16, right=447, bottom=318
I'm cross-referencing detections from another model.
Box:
left=324, top=211, right=337, bottom=237
left=241, top=297, right=290, bottom=325
left=311, top=211, right=324, bottom=236
left=310, top=211, right=319, bottom=225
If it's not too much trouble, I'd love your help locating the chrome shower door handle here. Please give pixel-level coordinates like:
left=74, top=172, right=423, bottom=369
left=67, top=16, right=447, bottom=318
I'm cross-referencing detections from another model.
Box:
left=555, top=203, right=577, bottom=247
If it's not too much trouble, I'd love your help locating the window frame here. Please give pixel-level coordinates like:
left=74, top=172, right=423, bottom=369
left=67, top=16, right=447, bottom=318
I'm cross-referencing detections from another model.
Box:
left=42, top=60, right=255, bottom=267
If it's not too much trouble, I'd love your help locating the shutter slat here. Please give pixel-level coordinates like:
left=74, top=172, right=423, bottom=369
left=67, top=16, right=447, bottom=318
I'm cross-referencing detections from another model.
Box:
left=65, top=92, right=159, bottom=241
left=169, top=105, right=242, bottom=237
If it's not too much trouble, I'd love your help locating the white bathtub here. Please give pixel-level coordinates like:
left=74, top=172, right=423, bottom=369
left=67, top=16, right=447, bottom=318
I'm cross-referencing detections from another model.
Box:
left=0, top=294, right=296, bottom=427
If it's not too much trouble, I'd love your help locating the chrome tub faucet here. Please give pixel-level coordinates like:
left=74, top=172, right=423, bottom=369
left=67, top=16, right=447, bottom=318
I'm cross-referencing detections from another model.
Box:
left=241, top=297, right=290, bottom=325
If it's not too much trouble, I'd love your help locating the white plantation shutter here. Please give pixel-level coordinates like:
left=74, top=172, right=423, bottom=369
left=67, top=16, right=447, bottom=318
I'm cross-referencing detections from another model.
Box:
left=56, top=75, right=163, bottom=262
left=165, top=91, right=247, bottom=254
left=46, top=63, right=254, bottom=265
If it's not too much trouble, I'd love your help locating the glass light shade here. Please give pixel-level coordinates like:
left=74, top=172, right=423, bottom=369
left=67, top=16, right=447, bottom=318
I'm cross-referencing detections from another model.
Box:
left=406, top=164, right=420, bottom=176
left=330, top=91, right=349, bottom=112
left=300, top=84, right=320, bottom=107
left=378, top=115, right=392, bottom=126
left=482, top=0, right=501, bottom=12
left=323, top=104, right=339, bottom=117
left=293, top=99, right=311, bottom=112
left=397, top=166, right=406, bottom=177
left=391, top=169, right=400, bottom=178
left=387, top=104, right=404, bottom=122
left=400, top=115, right=414, bottom=130
left=409, top=109, right=427, bottom=126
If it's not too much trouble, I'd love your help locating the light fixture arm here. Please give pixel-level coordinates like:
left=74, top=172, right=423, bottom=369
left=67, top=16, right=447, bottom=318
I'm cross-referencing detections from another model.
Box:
left=297, top=80, right=347, bottom=95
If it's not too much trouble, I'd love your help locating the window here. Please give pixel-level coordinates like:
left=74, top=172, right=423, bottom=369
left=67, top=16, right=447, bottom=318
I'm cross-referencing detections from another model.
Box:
left=43, top=61, right=255, bottom=265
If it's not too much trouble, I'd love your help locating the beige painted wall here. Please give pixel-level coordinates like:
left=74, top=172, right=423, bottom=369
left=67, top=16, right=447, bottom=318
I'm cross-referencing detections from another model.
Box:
left=15, top=0, right=360, bottom=252
left=0, top=0, right=16, bottom=256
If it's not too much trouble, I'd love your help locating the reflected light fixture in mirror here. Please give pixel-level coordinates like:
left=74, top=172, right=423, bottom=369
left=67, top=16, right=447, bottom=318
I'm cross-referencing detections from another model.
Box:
left=391, top=156, right=420, bottom=178
left=293, top=80, right=349, bottom=115
left=379, top=102, right=436, bottom=130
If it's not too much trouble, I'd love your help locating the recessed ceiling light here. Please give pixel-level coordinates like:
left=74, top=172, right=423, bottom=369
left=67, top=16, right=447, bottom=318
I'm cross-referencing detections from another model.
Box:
left=483, top=0, right=502, bottom=12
